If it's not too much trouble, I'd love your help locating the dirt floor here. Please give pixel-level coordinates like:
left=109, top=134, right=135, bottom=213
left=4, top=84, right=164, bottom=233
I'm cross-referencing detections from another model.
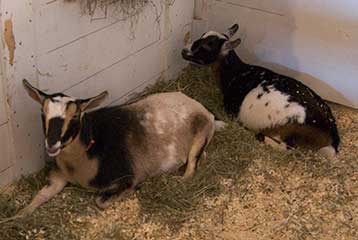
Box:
left=0, top=66, right=357, bottom=240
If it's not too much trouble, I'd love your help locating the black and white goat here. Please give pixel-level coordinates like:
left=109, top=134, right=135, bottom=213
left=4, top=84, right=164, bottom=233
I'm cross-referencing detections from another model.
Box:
left=182, top=24, right=340, bottom=158
left=18, top=79, right=225, bottom=215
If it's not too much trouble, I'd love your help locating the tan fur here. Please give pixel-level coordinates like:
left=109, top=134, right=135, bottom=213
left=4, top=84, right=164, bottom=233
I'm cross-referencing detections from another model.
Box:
left=43, top=99, right=50, bottom=134
left=16, top=171, right=67, bottom=217
left=262, top=124, right=332, bottom=150
left=263, top=136, right=287, bottom=151
left=183, top=119, right=215, bottom=180
left=61, top=103, right=77, bottom=138
left=56, top=135, right=99, bottom=188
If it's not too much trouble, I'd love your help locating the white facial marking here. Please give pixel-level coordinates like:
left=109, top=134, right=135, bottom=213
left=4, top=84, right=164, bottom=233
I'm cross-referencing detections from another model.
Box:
left=45, top=141, right=61, bottom=157
left=202, top=31, right=227, bottom=39
left=45, top=140, right=61, bottom=149
left=47, top=148, right=61, bottom=157
left=47, top=96, right=75, bottom=120
left=239, top=85, right=306, bottom=131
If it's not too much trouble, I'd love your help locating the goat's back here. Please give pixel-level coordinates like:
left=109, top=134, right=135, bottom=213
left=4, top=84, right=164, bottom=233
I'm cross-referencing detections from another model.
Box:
left=86, top=92, right=215, bottom=188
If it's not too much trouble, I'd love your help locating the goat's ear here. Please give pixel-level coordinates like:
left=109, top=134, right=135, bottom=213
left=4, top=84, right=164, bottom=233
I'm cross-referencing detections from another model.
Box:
left=79, top=91, right=108, bottom=111
left=22, top=79, right=47, bottom=104
left=221, top=38, right=241, bottom=54
left=225, top=24, right=239, bottom=38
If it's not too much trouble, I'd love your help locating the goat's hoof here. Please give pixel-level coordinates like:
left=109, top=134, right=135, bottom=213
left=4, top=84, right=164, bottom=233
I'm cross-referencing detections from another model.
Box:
left=95, top=196, right=111, bottom=209
left=16, top=207, right=33, bottom=218
left=180, top=173, right=194, bottom=182
left=318, top=146, right=336, bottom=159
left=255, top=133, right=265, bottom=142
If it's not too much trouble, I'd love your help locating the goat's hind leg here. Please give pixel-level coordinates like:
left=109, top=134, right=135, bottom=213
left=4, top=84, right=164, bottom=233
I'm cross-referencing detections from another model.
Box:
left=263, top=135, right=288, bottom=151
left=17, top=171, right=67, bottom=217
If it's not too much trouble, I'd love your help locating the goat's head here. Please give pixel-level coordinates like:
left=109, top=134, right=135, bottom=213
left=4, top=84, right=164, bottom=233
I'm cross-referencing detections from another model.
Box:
left=23, top=79, right=108, bottom=157
left=182, top=24, right=241, bottom=65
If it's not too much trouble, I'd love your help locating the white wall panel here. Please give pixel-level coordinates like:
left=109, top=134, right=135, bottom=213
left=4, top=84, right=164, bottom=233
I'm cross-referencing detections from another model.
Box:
left=36, top=1, right=162, bottom=93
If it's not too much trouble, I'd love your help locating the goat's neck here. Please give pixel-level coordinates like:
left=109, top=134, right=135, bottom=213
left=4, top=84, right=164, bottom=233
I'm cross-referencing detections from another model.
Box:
left=57, top=135, right=87, bottom=161
left=210, top=50, right=246, bottom=91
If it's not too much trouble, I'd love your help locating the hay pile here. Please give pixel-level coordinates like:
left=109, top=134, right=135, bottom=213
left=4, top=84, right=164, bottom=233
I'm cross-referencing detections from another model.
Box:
left=67, top=0, right=149, bottom=18
left=0, top=66, right=357, bottom=240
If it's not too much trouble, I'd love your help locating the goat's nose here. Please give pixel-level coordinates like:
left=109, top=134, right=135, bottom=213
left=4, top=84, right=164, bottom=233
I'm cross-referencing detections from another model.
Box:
left=45, top=140, right=61, bottom=149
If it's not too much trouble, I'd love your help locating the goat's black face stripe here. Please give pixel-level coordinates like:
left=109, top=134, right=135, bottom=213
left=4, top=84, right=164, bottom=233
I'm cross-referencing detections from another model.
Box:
left=41, top=112, right=46, bottom=134
left=61, top=117, right=80, bottom=145
left=47, top=117, right=64, bottom=146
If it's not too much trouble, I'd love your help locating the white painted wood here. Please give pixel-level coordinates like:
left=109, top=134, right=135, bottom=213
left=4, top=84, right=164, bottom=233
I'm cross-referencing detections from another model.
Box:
left=0, top=69, right=8, bottom=125
left=0, top=0, right=45, bottom=187
left=0, top=124, right=12, bottom=175
left=203, top=0, right=358, bottom=108
left=36, top=1, right=162, bottom=93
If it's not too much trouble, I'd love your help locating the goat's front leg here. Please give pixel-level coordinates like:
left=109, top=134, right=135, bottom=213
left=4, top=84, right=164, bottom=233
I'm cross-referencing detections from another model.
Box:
left=17, top=171, right=67, bottom=217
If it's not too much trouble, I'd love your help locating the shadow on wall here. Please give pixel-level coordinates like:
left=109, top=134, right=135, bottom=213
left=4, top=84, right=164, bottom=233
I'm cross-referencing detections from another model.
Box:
left=209, top=0, right=357, bottom=108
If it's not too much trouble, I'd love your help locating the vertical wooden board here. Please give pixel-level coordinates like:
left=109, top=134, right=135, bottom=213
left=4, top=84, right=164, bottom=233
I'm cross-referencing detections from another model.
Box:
left=207, top=0, right=358, bottom=108
left=0, top=74, right=8, bottom=125
left=0, top=166, right=13, bottom=187
left=37, top=1, right=162, bottom=93
left=0, top=124, right=12, bottom=173
left=1, top=0, right=45, bottom=178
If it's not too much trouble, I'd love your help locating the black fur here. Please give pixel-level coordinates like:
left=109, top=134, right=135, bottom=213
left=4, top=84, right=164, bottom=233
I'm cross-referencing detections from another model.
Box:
left=47, top=117, right=64, bottom=146
left=61, top=117, right=80, bottom=145
left=79, top=107, right=145, bottom=190
left=182, top=36, right=226, bottom=65
left=40, top=112, right=46, bottom=134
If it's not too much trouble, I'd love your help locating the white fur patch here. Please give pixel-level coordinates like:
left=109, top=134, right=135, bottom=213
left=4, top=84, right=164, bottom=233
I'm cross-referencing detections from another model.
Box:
left=202, top=31, right=227, bottom=39
left=47, top=96, right=74, bottom=120
left=153, top=110, right=168, bottom=135
left=160, top=143, right=178, bottom=172
left=239, top=85, right=306, bottom=131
